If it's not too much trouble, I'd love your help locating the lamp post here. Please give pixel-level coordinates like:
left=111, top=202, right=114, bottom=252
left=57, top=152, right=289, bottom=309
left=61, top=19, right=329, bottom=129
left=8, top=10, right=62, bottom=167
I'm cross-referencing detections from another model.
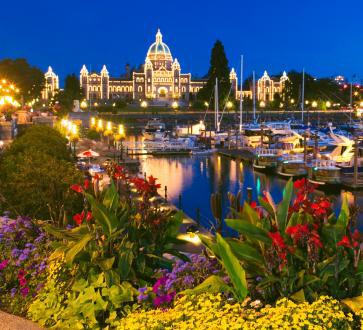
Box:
left=116, top=124, right=125, bottom=161
left=104, top=121, right=113, bottom=150
left=96, top=119, right=104, bottom=141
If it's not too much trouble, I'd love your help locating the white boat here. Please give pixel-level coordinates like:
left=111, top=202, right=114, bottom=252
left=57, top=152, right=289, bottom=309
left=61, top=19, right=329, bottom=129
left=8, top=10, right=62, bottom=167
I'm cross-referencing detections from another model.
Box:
left=277, top=154, right=307, bottom=178
left=143, top=118, right=167, bottom=141
left=308, top=160, right=341, bottom=185
left=253, top=148, right=281, bottom=172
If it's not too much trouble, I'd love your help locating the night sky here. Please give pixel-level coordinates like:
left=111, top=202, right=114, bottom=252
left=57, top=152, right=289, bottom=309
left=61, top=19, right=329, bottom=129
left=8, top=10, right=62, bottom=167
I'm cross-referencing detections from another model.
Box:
left=1, top=0, right=363, bottom=85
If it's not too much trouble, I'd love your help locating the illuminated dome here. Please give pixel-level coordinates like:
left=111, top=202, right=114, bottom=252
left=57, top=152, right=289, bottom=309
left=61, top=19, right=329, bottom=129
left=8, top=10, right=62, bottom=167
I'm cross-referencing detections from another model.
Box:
left=147, top=29, right=173, bottom=64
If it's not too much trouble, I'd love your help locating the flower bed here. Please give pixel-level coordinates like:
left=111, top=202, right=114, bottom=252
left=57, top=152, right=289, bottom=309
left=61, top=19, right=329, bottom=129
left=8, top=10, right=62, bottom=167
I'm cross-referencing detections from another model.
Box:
left=115, top=294, right=362, bottom=329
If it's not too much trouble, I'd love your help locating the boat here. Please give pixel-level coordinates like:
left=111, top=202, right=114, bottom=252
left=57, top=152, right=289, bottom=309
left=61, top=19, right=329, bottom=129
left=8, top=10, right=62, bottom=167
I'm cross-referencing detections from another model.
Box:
left=253, top=148, right=281, bottom=172
left=143, top=119, right=167, bottom=141
left=277, top=154, right=307, bottom=178
left=307, top=160, right=341, bottom=185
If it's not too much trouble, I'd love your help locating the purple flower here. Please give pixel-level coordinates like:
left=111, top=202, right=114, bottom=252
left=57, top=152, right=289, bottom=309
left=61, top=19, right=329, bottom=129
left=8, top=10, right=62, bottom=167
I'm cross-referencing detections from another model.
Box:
left=138, top=286, right=147, bottom=293
left=182, top=275, right=194, bottom=287
left=20, top=287, right=29, bottom=297
left=10, top=288, right=17, bottom=297
left=137, top=293, right=149, bottom=302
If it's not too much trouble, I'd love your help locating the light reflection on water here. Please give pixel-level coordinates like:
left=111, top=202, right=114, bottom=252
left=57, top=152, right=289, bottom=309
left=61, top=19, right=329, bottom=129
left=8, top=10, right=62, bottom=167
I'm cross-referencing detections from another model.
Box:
left=137, top=154, right=363, bottom=232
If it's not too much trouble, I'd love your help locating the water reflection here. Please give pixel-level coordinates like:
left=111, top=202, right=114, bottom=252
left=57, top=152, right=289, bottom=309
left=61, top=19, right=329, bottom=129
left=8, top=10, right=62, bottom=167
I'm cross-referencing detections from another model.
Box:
left=138, top=154, right=363, bottom=231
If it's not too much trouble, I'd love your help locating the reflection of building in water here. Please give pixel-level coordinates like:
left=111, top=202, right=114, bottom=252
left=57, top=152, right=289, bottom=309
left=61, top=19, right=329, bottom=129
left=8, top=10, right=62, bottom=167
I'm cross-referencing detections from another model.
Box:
left=141, top=157, right=193, bottom=200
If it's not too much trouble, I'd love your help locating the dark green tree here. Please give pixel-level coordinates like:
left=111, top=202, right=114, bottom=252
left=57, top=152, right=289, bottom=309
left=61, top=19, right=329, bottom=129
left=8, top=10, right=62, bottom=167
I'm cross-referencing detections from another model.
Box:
left=197, top=40, right=231, bottom=106
left=0, top=58, right=44, bottom=102
left=54, top=74, right=83, bottom=112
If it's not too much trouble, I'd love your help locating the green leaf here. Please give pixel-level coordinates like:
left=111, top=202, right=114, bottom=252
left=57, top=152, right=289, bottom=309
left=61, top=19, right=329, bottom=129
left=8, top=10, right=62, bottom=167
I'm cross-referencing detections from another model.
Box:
left=225, top=219, right=271, bottom=245
left=276, top=179, right=293, bottom=231
left=65, top=233, right=93, bottom=265
left=290, top=289, right=306, bottom=303
left=241, top=202, right=260, bottom=226
left=199, top=234, right=220, bottom=257
left=182, top=275, right=233, bottom=296
left=86, top=193, right=119, bottom=237
left=102, top=181, right=119, bottom=212
left=216, top=233, right=248, bottom=300
left=341, top=295, right=363, bottom=313
left=96, top=257, right=115, bottom=271
left=258, top=196, right=275, bottom=218
left=226, top=239, right=264, bottom=265
left=337, top=192, right=349, bottom=228
left=118, top=249, right=134, bottom=280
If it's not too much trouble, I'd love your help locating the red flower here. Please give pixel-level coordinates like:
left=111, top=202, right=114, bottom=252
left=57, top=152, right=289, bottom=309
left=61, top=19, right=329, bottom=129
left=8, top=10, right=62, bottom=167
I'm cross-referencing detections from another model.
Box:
left=294, top=178, right=306, bottom=189
left=352, top=229, right=360, bottom=241
left=268, top=231, right=287, bottom=250
left=73, top=211, right=85, bottom=225
left=309, top=231, right=323, bottom=249
left=250, top=201, right=257, bottom=209
left=19, top=277, right=27, bottom=287
left=93, top=174, right=100, bottom=181
left=337, top=236, right=352, bottom=248
left=319, top=200, right=331, bottom=209
left=71, top=184, right=83, bottom=193
left=84, top=179, right=90, bottom=190
left=286, top=224, right=309, bottom=243
left=17, top=270, right=26, bottom=278
left=86, top=211, right=92, bottom=222
left=311, top=203, right=320, bottom=210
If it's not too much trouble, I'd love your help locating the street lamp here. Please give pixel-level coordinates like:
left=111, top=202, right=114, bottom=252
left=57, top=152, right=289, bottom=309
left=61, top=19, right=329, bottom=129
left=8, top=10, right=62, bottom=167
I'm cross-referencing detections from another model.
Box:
left=90, top=117, right=96, bottom=128
left=172, top=101, right=178, bottom=110
left=69, top=123, right=79, bottom=157
left=326, top=101, right=331, bottom=108
left=312, top=101, right=318, bottom=108
left=259, top=101, right=266, bottom=108
left=226, top=101, right=233, bottom=111
left=80, top=100, right=87, bottom=109
left=141, top=101, right=148, bottom=108
left=104, top=121, right=113, bottom=150
left=115, top=124, right=125, bottom=161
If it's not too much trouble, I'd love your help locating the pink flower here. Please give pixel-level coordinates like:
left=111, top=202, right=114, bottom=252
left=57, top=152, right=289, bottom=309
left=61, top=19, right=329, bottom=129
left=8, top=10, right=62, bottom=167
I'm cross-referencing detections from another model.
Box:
left=0, top=260, right=9, bottom=271
left=20, top=287, right=29, bottom=297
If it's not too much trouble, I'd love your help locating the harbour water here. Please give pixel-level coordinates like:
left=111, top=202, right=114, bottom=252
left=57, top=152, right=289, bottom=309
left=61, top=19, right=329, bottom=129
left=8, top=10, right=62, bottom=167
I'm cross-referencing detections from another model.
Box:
left=138, top=153, right=363, bottom=232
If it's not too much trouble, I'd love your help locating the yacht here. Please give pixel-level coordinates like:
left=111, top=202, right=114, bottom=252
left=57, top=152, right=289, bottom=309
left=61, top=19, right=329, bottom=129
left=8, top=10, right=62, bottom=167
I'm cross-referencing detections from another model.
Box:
left=143, top=119, right=167, bottom=141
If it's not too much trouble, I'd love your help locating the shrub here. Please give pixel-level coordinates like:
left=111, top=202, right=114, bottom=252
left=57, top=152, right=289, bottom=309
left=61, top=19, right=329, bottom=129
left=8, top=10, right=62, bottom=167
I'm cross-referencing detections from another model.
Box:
left=0, top=215, right=50, bottom=315
left=114, top=293, right=360, bottom=329
left=0, top=125, right=83, bottom=221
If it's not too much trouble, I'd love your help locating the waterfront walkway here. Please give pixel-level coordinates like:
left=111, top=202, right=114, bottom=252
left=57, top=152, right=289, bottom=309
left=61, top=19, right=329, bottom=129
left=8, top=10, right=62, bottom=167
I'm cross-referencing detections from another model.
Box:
left=0, top=311, right=41, bottom=330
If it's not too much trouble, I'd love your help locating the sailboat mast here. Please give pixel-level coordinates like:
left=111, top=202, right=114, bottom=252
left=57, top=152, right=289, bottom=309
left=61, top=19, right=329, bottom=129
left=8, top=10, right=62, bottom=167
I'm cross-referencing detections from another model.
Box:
left=301, top=69, right=305, bottom=123
left=215, top=78, right=219, bottom=132
left=239, top=55, right=243, bottom=132
left=252, top=71, right=256, bottom=123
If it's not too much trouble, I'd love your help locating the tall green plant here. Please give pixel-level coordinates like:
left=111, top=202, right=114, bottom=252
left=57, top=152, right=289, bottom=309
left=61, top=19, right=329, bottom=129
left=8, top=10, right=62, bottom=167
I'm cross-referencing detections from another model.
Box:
left=199, top=179, right=363, bottom=303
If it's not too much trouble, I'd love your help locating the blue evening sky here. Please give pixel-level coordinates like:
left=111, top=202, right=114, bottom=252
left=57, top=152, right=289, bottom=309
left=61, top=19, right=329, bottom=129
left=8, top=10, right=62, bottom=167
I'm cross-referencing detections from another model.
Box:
left=1, top=0, right=363, bottom=85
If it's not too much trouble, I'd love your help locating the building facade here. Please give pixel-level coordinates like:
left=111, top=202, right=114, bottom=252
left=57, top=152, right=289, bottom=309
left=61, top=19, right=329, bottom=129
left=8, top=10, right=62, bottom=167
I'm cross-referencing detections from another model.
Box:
left=41, top=66, right=59, bottom=100
left=257, top=71, right=288, bottom=102
left=80, top=29, right=212, bottom=106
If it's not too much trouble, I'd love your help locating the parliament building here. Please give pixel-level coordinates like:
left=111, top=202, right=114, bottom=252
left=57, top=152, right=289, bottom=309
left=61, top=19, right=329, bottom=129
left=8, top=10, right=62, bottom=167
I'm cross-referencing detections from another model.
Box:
left=79, top=29, right=209, bottom=105
left=42, top=30, right=289, bottom=106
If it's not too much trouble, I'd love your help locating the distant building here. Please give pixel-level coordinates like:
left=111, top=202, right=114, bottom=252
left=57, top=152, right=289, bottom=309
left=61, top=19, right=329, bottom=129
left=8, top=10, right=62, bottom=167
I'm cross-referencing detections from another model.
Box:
left=41, top=66, right=59, bottom=100
left=79, top=29, right=233, bottom=106
left=257, top=71, right=288, bottom=102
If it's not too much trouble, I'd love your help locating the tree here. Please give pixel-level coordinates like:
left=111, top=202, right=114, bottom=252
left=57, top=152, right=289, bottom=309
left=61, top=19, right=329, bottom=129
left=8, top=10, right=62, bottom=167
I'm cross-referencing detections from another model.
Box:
left=54, top=74, right=83, bottom=112
left=0, top=58, right=44, bottom=102
left=197, top=40, right=231, bottom=106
